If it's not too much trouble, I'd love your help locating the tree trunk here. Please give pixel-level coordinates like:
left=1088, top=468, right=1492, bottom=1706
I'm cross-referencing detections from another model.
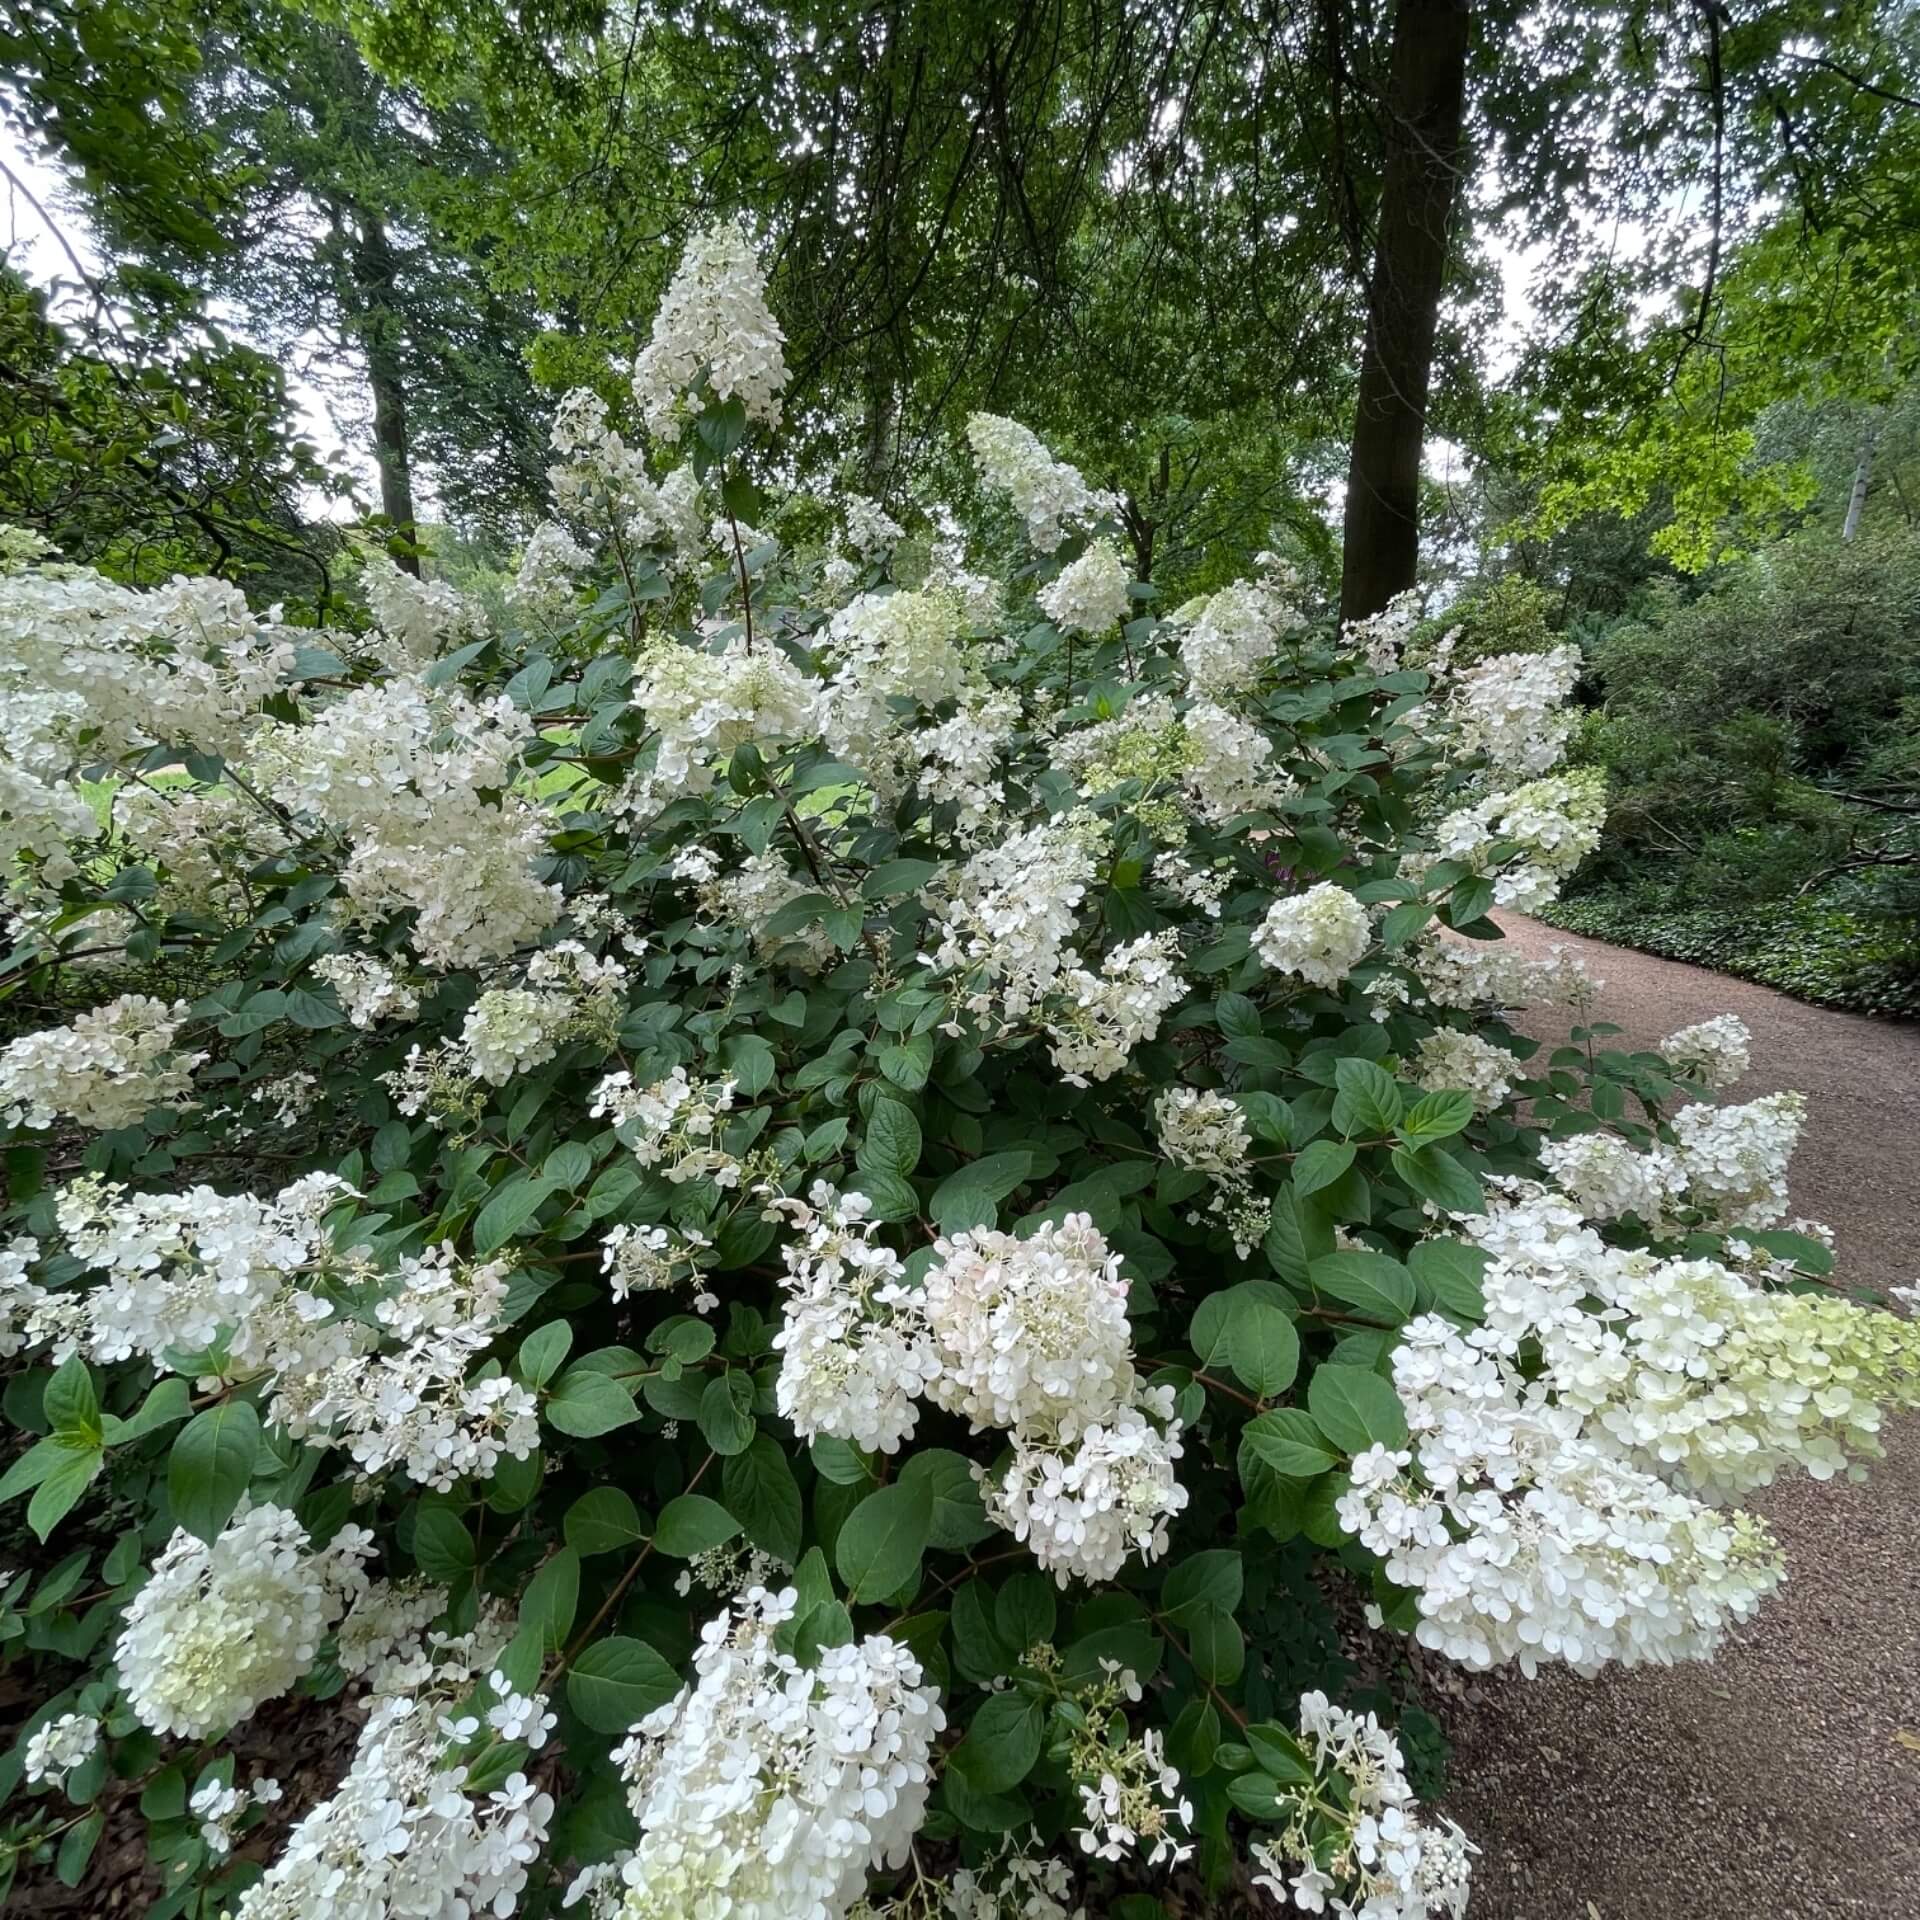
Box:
left=348, top=214, right=420, bottom=575
left=1337, top=0, right=1471, bottom=625
left=1842, top=419, right=1877, bottom=542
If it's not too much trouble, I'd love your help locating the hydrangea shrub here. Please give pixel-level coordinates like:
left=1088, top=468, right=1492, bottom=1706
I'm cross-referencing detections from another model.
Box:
left=2, top=222, right=1918, bottom=1920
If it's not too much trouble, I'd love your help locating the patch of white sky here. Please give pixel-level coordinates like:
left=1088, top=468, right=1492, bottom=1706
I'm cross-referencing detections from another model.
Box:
left=0, top=122, right=373, bottom=521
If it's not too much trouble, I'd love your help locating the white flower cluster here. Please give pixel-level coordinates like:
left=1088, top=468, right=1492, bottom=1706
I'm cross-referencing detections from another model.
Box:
left=1051, top=691, right=1290, bottom=833
left=253, top=675, right=560, bottom=970
left=115, top=1503, right=373, bottom=1738
left=547, top=388, right=705, bottom=558
left=1661, top=1013, right=1752, bottom=1089
left=44, top=1171, right=361, bottom=1376
left=602, top=1221, right=712, bottom=1304
left=274, top=1245, right=539, bottom=1490
left=1669, top=1091, right=1806, bottom=1228
left=965, top=414, right=1112, bottom=554
left=358, top=553, right=483, bottom=663
left=1411, top=1027, right=1520, bottom=1115
left=632, top=216, right=789, bottom=439
left=921, top=1214, right=1137, bottom=1439
left=1342, top=591, right=1423, bottom=673
left=1249, top=1691, right=1475, bottom=1920
left=1175, top=580, right=1299, bottom=694
left=766, top=1183, right=938, bottom=1454
left=912, top=689, right=1017, bottom=836
left=192, top=1774, right=282, bottom=1856
left=1153, top=848, right=1231, bottom=917
left=1409, top=934, right=1595, bottom=1013
left=1037, top=540, right=1131, bottom=635
left=921, top=1214, right=1188, bottom=1584
left=592, top=1064, right=741, bottom=1187
left=510, top=519, right=594, bottom=621
left=943, top=1845, right=1084, bottom=1920
left=313, top=950, right=421, bottom=1028
left=23, top=1711, right=99, bottom=1790
left=0, top=551, right=294, bottom=769
left=628, top=636, right=818, bottom=809
left=1445, top=644, right=1580, bottom=777
left=817, top=585, right=980, bottom=797
left=842, top=494, right=904, bottom=562
left=1046, top=931, right=1187, bottom=1085
left=0, top=994, right=204, bottom=1131
left=1427, top=770, right=1607, bottom=913
left=1469, top=1182, right=1920, bottom=1491
left=1255, top=882, right=1370, bottom=989
left=112, top=779, right=288, bottom=920
left=1338, top=1315, right=1785, bottom=1675
left=603, top=1585, right=943, bottom=1920
left=690, top=847, right=838, bottom=970
left=457, top=941, right=629, bottom=1085
left=927, top=811, right=1105, bottom=1022
left=1538, top=1131, right=1684, bottom=1225
left=982, top=1391, right=1190, bottom=1588
left=1154, top=1087, right=1272, bottom=1257
left=235, top=1614, right=555, bottom=1920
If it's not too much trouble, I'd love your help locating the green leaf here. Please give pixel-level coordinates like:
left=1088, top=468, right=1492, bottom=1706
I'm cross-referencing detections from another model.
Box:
left=282, top=986, right=346, bottom=1028
left=567, top=1636, right=682, bottom=1733
left=546, top=1367, right=641, bottom=1438
left=565, top=1488, right=648, bottom=1557
left=1239, top=1409, right=1337, bottom=1479
left=698, top=1373, right=757, bottom=1456
left=1223, top=1300, right=1300, bottom=1396
left=1409, top=1239, right=1489, bottom=1319
left=101, top=1376, right=192, bottom=1445
left=1245, top=1722, right=1318, bottom=1785
left=517, top=1321, right=574, bottom=1389
left=1291, top=1139, right=1356, bottom=1198
left=545, top=1140, right=595, bottom=1189
left=521, top=1548, right=581, bottom=1653
left=1310, top=1250, right=1416, bottom=1325
left=857, top=1099, right=923, bottom=1180
left=43, top=1355, right=100, bottom=1441
left=168, top=1402, right=261, bottom=1543
left=835, top=1480, right=932, bottom=1603
left=1447, top=874, right=1496, bottom=927
left=27, top=1445, right=102, bottom=1543
left=472, top=1174, right=557, bottom=1257
left=1390, top=1144, right=1484, bottom=1214
left=1307, top=1366, right=1410, bottom=1454
left=1398, top=1089, right=1474, bottom=1144
left=413, top=1505, right=476, bottom=1580
left=952, top=1690, right=1044, bottom=1792
left=1380, top=900, right=1436, bottom=949
left=55, top=1808, right=104, bottom=1887
left=1161, top=1549, right=1242, bottom=1626
left=929, top=1153, right=1031, bottom=1233
left=899, top=1448, right=994, bottom=1550
left=995, top=1572, right=1056, bottom=1653
left=721, top=1034, right=776, bottom=1097
left=654, top=1493, right=740, bottom=1558
left=877, top=1031, right=934, bottom=1091
left=722, top=1434, right=804, bottom=1562
left=1263, top=1185, right=1329, bottom=1285
left=863, top=858, right=939, bottom=897
left=1332, top=1058, right=1403, bottom=1136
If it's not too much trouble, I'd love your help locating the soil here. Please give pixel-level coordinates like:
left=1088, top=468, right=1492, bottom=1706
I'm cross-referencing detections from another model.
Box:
left=1439, top=913, right=1920, bottom=1920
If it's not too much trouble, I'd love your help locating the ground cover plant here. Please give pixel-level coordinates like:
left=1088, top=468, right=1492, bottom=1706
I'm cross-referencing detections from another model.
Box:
left=2, top=224, right=1918, bottom=1920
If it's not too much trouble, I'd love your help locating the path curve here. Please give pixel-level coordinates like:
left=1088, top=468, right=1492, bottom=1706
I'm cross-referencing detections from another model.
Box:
left=1438, top=915, right=1920, bottom=1920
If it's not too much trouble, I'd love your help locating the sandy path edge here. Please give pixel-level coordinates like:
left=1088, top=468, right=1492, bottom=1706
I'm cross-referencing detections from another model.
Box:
left=1435, top=915, right=1920, bottom=1920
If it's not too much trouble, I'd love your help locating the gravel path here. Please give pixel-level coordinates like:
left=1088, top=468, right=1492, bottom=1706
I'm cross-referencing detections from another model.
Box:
left=1438, top=914, right=1920, bottom=1920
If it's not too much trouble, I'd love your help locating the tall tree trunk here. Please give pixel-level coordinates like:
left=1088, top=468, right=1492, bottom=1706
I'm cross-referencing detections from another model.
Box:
left=348, top=214, right=420, bottom=575
left=1337, top=0, right=1471, bottom=625
left=1842, top=417, right=1877, bottom=542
